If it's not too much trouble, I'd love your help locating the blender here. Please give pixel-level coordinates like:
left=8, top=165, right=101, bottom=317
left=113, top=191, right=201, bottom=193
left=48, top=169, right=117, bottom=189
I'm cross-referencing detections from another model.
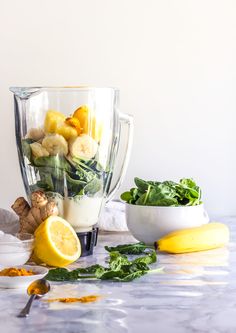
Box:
left=10, top=86, right=133, bottom=256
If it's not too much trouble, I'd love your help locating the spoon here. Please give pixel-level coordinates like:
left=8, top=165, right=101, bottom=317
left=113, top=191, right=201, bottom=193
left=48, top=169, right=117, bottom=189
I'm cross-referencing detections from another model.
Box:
left=18, top=279, right=50, bottom=318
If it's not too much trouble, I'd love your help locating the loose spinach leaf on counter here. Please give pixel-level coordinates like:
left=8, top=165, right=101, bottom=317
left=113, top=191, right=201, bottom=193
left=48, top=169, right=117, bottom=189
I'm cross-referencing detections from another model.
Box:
left=45, top=268, right=72, bottom=281
left=133, top=250, right=157, bottom=265
left=112, top=270, right=148, bottom=282
left=73, top=264, right=105, bottom=275
left=121, top=177, right=202, bottom=206
left=105, top=242, right=154, bottom=254
left=46, top=265, right=106, bottom=281
left=97, top=262, right=149, bottom=282
left=46, top=243, right=160, bottom=283
left=108, top=251, right=131, bottom=271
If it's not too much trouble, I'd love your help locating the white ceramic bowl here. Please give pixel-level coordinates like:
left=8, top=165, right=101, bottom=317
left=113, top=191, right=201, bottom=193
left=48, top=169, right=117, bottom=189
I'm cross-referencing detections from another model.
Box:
left=126, top=203, right=209, bottom=245
left=0, top=265, right=48, bottom=289
left=0, top=233, right=34, bottom=267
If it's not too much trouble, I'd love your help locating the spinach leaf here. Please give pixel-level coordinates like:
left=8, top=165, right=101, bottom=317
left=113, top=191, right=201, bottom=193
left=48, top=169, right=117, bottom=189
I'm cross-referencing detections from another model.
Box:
left=108, top=251, right=130, bottom=271
left=134, top=177, right=161, bottom=192
left=70, top=265, right=106, bottom=279
left=66, top=173, right=87, bottom=187
left=98, top=259, right=152, bottom=282
left=120, top=191, right=134, bottom=203
left=105, top=242, right=154, bottom=254
left=22, top=138, right=34, bottom=161
left=112, top=270, right=148, bottom=282
left=134, top=177, right=150, bottom=192
left=98, top=267, right=148, bottom=282
left=72, top=264, right=104, bottom=275
left=146, top=187, right=178, bottom=206
left=180, top=178, right=197, bottom=188
left=33, top=156, right=72, bottom=171
left=38, top=172, right=54, bottom=191
left=83, top=178, right=102, bottom=196
left=46, top=268, right=71, bottom=281
left=46, top=265, right=105, bottom=281
left=133, top=250, right=157, bottom=265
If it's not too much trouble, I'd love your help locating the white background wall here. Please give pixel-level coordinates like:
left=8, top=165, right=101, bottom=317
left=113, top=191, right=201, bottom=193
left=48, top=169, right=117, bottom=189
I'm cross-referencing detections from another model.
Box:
left=0, top=0, right=236, bottom=217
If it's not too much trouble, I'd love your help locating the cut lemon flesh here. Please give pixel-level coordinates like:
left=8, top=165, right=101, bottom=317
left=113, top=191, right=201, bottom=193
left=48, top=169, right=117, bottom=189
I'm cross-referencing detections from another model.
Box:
left=49, top=219, right=79, bottom=257
left=34, top=216, right=81, bottom=267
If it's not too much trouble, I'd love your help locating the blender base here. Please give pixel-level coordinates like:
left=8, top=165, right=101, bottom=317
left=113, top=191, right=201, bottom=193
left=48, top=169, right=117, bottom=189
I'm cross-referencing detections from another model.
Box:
left=76, top=227, right=98, bottom=257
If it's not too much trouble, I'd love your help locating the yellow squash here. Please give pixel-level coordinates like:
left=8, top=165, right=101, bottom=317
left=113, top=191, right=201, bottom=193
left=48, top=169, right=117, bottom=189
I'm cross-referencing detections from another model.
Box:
left=156, top=222, right=229, bottom=254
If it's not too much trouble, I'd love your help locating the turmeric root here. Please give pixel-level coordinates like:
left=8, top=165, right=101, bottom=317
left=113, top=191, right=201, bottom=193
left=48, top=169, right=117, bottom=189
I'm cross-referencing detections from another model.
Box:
left=11, top=191, right=59, bottom=234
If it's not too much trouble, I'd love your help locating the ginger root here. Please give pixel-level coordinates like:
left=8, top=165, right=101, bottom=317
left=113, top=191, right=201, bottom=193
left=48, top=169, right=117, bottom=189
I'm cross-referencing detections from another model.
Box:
left=12, top=191, right=59, bottom=234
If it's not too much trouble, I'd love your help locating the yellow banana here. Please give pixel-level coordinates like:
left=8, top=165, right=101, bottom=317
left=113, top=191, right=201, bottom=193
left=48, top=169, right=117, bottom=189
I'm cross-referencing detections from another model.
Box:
left=156, top=222, right=229, bottom=254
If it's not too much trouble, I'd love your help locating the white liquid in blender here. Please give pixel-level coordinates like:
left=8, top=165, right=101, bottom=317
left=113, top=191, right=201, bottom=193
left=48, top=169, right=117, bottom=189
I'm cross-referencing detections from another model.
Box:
left=52, top=195, right=103, bottom=232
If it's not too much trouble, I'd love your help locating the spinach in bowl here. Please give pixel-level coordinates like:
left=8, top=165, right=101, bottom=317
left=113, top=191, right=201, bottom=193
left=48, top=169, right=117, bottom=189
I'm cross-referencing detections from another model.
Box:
left=121, top=177, right=202, bottom=206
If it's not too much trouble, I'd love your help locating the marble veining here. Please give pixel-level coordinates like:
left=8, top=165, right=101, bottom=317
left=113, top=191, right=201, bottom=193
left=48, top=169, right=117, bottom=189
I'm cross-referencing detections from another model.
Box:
left=1, top=217, right=236, bottom=333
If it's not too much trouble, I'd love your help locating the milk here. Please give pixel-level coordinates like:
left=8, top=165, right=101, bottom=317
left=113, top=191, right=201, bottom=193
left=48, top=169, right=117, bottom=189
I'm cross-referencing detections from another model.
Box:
left=51, top=194, right=103, bottom=232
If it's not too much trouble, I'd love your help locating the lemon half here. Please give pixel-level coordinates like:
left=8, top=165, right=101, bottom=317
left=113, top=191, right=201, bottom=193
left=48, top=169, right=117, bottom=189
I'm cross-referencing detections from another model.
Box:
left=34, top=216, right=81, bottom=267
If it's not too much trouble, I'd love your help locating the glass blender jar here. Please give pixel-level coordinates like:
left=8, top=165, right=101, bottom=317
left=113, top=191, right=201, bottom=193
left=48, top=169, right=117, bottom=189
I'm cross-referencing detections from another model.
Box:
left=10, top=86, right=133, bottom=255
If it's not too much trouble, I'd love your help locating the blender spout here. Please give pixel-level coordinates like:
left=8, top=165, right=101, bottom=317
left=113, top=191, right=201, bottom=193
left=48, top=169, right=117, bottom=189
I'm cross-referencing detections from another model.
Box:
left=9, top=87, right=42, bottom=99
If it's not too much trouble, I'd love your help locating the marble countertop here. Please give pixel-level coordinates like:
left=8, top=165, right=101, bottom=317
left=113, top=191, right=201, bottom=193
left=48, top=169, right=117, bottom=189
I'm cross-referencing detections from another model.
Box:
left=1, top=217, right=236, bottom=333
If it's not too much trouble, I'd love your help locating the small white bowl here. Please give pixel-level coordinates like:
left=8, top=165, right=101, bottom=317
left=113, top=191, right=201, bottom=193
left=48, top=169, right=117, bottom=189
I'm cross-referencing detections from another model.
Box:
left=126, top=203, right=209, bottom=245
left=0, top=265, right=49, bottom=289
left=0, top=233, right=34, bottom=267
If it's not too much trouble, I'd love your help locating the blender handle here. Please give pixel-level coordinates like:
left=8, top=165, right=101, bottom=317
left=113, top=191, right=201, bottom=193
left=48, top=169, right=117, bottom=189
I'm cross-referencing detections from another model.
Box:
left=106, top=113, right=134, bottom=202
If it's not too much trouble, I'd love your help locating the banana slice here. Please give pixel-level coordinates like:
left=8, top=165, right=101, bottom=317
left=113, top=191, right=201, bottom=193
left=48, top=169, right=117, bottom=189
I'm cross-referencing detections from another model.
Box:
left=69, top=134, right=98, bottom=159
left=42, top=134, right=68, bottom=156
left=26, top=127, right=45, bottom=141
left=30, top=142, right=49, bottom=157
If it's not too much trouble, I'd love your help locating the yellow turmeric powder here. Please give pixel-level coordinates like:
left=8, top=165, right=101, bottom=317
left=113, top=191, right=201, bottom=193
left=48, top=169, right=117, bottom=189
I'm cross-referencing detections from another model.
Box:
left=28, top=282, right=49, bottom=295
left=0, top=267, right=35, bottom=277
left=28, top=287, right=44, bottom=295
left=45, top=295, right=101, bottom=303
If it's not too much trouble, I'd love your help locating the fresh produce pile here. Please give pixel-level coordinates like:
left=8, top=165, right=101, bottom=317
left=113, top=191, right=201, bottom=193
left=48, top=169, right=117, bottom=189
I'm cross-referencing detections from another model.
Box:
left=121, top=177, right=202, bottom=206
left=46, top=242, right=163, bottom=282
left=22, top=106, right=107, bottom=198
